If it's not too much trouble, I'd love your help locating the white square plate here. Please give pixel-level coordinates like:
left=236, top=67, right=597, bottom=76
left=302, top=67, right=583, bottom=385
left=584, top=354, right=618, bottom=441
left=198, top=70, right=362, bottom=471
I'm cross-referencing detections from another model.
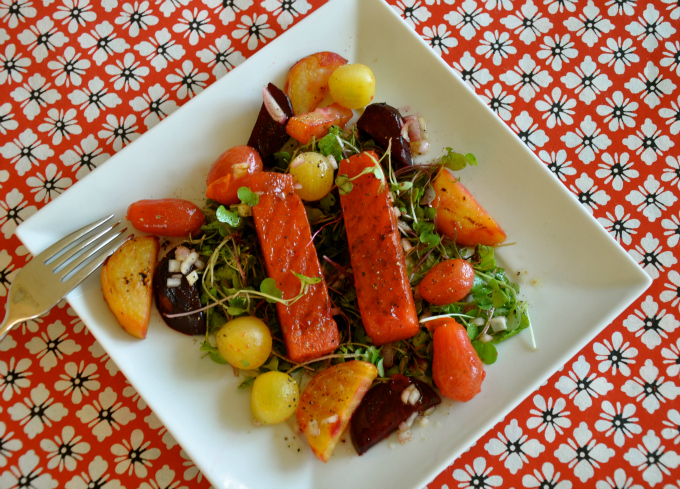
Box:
left=16, top=0, right=651, bottom=487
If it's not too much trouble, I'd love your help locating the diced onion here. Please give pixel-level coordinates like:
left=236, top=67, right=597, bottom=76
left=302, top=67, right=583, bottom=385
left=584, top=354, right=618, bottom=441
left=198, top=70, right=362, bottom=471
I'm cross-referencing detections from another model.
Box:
left=479, top=333, right=494, bottom=343
left=194, top=259, right=205, bottom=270
left=180, top=251, right=199, bottom=275
left=186, top=270, right=199, bottom=286
left=166, top=277, right=182, bottom=288
left=411, top=139, right=430, bottom=155
left=401, top=384, right=418, bottom=404
left=263, top=85, right=288, bottom=124
left=174, top=245, right=190, bottom=261
left=401, top=238, right=413, bottom=253
left=420, top=185, right=436, bottom=206
left=408, top=386, right=421, bottom=406
left=398, top=429, right=412, bottom=444
left=472, top=317, right=486, bottom=327
left=490, top=316, right=508, bottom=333
left=326, top=154, right=338, bottom=170
left=167, top=259, right=181, bottom=273
left=232, top=162, right=250, bottom=180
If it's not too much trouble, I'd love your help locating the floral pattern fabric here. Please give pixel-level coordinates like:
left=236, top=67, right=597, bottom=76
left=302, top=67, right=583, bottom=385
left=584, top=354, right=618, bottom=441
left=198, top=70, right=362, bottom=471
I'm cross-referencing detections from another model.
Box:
left=0, top=0, right=679, bottom=488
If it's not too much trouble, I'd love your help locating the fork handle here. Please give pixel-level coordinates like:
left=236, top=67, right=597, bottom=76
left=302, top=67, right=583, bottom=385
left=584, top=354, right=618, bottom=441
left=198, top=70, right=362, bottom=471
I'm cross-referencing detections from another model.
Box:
left=0, top=283, right=41, bottom=341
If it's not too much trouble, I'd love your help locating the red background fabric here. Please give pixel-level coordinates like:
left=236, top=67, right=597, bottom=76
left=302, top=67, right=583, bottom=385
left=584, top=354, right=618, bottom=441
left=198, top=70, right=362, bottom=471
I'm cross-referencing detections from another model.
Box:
left=1, top=0, right=679, bottom=488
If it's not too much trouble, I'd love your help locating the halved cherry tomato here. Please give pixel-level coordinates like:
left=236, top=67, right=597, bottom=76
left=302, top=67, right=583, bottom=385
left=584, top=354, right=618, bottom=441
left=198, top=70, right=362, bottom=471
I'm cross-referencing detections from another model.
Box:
left=419, top=258, right=475, bottom=306
left=286, top=103, right=353, bottom=145
left=432, top=319, right=485, bottom=402
left=206, top=146, right=263, bottom=205
left=127, top=199, right=204, bottom=237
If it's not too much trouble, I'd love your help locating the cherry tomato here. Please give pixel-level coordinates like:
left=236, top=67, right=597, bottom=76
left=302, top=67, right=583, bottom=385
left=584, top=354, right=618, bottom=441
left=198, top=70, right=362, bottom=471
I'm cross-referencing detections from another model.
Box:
left=432, top=319, right=485, bottom=402
left=127, top=199, right=204, bottom=237
left=206, top=146, right=263, bottom=205
left=419, top=258, right=475, bottom=306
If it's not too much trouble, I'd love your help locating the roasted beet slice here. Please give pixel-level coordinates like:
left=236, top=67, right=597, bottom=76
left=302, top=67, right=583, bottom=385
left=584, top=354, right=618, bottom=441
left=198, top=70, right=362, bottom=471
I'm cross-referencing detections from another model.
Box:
left=153, top=247, right=206, bottom=335
left=350, top=374, right=440, bottom=455
left=356, top=103, right=413, bottom=167
left=247, top=83, right=294, bottom=167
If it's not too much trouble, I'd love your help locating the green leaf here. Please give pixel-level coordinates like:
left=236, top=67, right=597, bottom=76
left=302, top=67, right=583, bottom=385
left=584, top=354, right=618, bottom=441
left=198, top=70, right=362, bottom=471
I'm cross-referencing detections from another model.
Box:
left=376, top=357, right=385, bottom=377
left=319, top=192, right=336, bottom=213
left=339, top=181, right=353, bottom=195
left=292, top=271, right=322, bottom=285
left=273, top=151, right=291, bottom=170
left=472, top=340, right=498, bottom=365
left=260, top=356, right=279, bottom=372
left=466, top=323, right=478, bottom=340
left=200, top=341, right=227, bottom=364
left=226, top=306, right=246, bottom=316
left=420, top=229, right=441, bottom=248
left=238, top=376, right=256, bottom=389
left=317, top=125, right=343, bottom=160
left=238, top=186, right=260, bottom=206
left=440, top=148, right=479, bottom=171
left=216, top=205, right=241, bottom=227
left=260, top=278, right=282, bottom=303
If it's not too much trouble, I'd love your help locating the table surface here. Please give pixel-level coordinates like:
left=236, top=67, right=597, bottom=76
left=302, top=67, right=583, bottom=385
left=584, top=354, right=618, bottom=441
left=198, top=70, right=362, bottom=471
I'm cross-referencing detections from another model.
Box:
left=1, top=0, right=679, bottom=488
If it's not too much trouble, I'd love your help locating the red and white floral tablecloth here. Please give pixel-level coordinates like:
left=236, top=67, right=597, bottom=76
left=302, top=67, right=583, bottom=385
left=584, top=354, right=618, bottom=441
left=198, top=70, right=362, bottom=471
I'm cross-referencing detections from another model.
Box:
left=1, top=0, right=679, bottom=488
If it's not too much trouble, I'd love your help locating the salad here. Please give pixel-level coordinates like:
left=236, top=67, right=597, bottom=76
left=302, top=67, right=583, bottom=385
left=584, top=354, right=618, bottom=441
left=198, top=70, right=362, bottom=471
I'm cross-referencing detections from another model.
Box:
left=99, top=51, right=532, bottom=463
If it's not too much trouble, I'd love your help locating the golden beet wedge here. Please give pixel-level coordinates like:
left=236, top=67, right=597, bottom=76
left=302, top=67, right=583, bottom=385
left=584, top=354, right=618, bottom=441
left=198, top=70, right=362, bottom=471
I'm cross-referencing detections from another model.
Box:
left=297, top=361, right=378, bottom=462
left=432, top=168, right=506, bottom=247
left=101, top=236, right=159, bottom=339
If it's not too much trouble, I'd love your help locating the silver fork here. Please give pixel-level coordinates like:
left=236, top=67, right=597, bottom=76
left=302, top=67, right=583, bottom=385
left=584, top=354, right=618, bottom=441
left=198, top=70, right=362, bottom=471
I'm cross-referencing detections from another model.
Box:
left=1, top=215, right=133, bottom=340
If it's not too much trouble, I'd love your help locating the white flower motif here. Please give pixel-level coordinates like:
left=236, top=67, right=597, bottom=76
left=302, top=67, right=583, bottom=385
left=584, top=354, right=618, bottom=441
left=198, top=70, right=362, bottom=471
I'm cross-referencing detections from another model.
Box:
left=625, top=4, right=676, bottom=53
left=526, top=395, right=571, bottom=443
left=16, top=16, right=68, bottom=63
left=0, top=102, right=19, bottom=135
left=110, top=429, right=161, bottom=478
left=39, top=425, right=90, bottom=471
left=25, top=320, right=81, bottom=372
left=537, top=34, right=578, bottom=71
left=138, top=465, right=186, bottom=489
left=595, top=468, right=645, bottom=489
left=88, top=340, right=119, bottom=377
left=499, top=53, right=552, bottom=102
left=67, top=76, right=122, bottom=122
left=77, top=20, right=129, bottom=66
left=597, top=205, right=640, bottom=245
left=0, top=450, right=57, bottom=489
left=544, top=0, right=577, bottom=14
left=0, top=357, right=32, bottom=401
left=561, top=56, right=612, bottom=105
left=444, top=0, right=492, bottom=41
left=53, top=0, right=97, bottom=33
left=262, top=0, right=311, bottom=30
left=165, top=59, right=208, bottom=100
left=661, top=210, right=680, bottom=248
left=0, top=418, right=23, bottom=467
left=115, top=1, right=158, bottom=37
left=97, top=113, right=139, bottom=152
left=535, top=87, right=575, bottom=128
left=622, top=359, right=680, bottom=414
left=659, top=96, right=680, bottom=135
left=599, top=37, right=639, bottom=75
left=75, top=387, right=136, bottom=441
left=499, top=0, right=552, bottom=45
left=522, top=461, right=572, bottom=488
left=660, top=271, right=680, bottom=315
left=196, top=34, right=245, bottom=80
left=594, top=401, right=642, bottom=447
left=475, top=30, right=516, bottom=66
left=46, top=45, right=89, bottom=87
left=26, top=163, right=73, bottom=203
left=593, top=330, right=638, bottom=376
left=539, top=149, right=576, bottom=182
left=54, top=360, right=99, bottom=404
left=421, top=24, right=458, bottom=56
left=9, top=73, right=61, bottom=120
left=129, top=83, right=178, bottom=130
left=0, top=43, right=32, bottom=84
left=661, top=409, right=680, bottom=444
left=232, top=13, right=276, bottom=50
left=59, top=134, right=110, bottom=180
left=133, top=27, right=184, bottom=72
left=624, top=430, right=680, bottom=486
left=629, top=234, right=677, bottom=281
left=0, top=128, right=53, bottom=176
left=479, top=82, right=514, bottom=121
left=7, top=383, right=67, bottom=439
left=622, top=118, right=674, bottom=165
left=485, top=419, right=545, bottom=474
left=0, top=189, right=37, bottom=239
left=64, top=455, right=124, bottom=489
left=660, top=41, right=680, bottom=76
left=555, top=355, right=614, bottom=411
left=173, top=8, right=215, bottom=46
left=510, top=110, right=548, bottom=150
left=143, top=411, right=177, bottom=449
left=202, top=0, right=252, bottom=26
left=0, top=0, right=37, bottom=29
left=561, top=115, right=611, bottom=164
left=563, top=1, right=614, bottom=47
left=37, top=107, right=81, bottom=145
left=605, top=0, right=637, bottom=17
left=626, top=61, right=677, bottom=109
left=570, top=173, right=611, bottom=213
left=626, top=175, right=677, bottom=223
left=451, top=51, right=493, bottom=89
left=452, top=456, right=503, bottom=488
left=596, top=91, right=638, bottom=131
left=660, top=0, right=680, bottom=20
left=554, top=422, right=615, bottom=482
left=105, top=51, right=148, bottom=91
left=595, top=152, right=639, bottom=192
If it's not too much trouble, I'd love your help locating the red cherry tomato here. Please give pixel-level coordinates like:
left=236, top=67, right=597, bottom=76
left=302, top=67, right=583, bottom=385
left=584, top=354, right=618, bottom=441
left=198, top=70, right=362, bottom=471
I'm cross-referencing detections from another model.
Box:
left=419, top=258, right=475, bottom=306
left=206, top=146, right=263, bottom=205
left=432, top=319, right=485, bottom=402
left=127, top=199, right=204, bottom=237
